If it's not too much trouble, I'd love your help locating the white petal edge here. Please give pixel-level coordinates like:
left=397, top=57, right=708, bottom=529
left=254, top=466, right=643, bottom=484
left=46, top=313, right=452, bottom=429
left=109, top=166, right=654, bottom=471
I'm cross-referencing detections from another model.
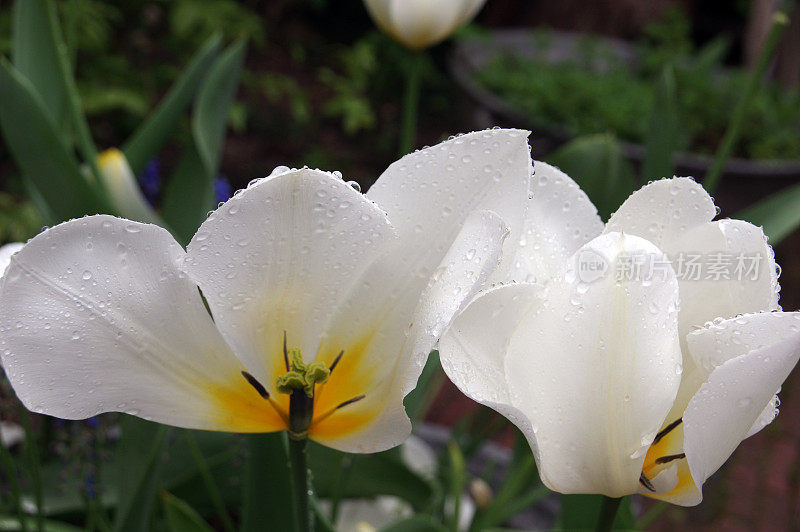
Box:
left=0, top=243, right=24, bottom=279
left=504, top=161, right=603, bottom=285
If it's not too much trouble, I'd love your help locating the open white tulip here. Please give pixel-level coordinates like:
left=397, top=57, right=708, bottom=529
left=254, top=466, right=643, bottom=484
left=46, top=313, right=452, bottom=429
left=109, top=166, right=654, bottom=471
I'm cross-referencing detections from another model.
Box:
left=0, top=129, right=532, bottom=453
left=439, top=163, right=800, bottom=504
left=363, top=0, right=487, bottom=50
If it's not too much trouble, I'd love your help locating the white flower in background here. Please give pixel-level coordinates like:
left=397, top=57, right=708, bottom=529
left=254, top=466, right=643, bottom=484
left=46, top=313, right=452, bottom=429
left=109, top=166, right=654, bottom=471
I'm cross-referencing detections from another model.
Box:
left=439, top=163, right=800, bottom=505
left=95, top=148, right=160, bottom=225
left=0, top=129, right=532, bottom=453
left=363, top=0, right=488, bottom=50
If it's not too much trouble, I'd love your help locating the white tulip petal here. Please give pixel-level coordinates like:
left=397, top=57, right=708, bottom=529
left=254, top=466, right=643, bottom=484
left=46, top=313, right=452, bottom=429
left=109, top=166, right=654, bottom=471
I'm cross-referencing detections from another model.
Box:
left=506, top=161, right=603, bottom=285
left=312, top=210, right=510, bottom=453
left=745, top=395, right=779, bottom=439
left=604, top=177, right=716, bottom=250
left=505, top=232, right=682, bottom=496
left=97, top=149, right=160, bottom=225
left=683, top=312, right=800, bottom=497
left=184, top=168, right=398, bottom=393
left=0, top=217, right=282, bottom=432
left=367, top=129, right=531, bottom=287
left=0, top=243, right=24, bottom=278
left=439, top=281, right=543, bottom=461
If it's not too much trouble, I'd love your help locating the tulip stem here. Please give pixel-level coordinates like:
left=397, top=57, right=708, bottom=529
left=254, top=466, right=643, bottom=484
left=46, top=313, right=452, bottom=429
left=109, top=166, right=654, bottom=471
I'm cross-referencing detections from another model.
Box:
left=399, top=51, right=424, bottom=157
left=289, top=437, right=313, bottom=532
left=595, top=496, right=622, bottom=532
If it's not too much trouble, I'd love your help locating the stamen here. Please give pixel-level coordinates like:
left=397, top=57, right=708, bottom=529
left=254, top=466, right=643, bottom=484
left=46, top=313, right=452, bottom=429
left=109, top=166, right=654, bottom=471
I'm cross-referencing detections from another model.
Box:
left=242, top=371, right=269, bottom=399
left=241, top=371, right=289, bottom=425
left=653, top=418, right=683, bottom=446
left=655, top=453, right=686, bottom=465
left=329, top=350, right=344, bottom=373
left=310, top=394, right=367, bottom=427
left=283, top=331, right=289, bottom=372
left=639, top=472, right=656, bottom=492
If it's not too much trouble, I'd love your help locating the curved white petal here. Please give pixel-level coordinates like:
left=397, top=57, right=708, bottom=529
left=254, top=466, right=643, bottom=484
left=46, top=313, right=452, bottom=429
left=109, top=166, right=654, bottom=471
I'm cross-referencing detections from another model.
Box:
left=604, top=177, right=716, bottom=250
left=683, top=312, right=800, bottom=497
left=367, top=129, right=531, bottom=287
left=439, top=282, right=544, bottom=461
left=184, top=168, right=398, bottom=394
left=505, top=232, right=682, bottom=496
left=312, top=210, right=510, bottom=452
left=0, top=216, right=281, bottom=432
left=505, top=161, right=603, bottom=285
left=0, top=243, right=24, bottom=278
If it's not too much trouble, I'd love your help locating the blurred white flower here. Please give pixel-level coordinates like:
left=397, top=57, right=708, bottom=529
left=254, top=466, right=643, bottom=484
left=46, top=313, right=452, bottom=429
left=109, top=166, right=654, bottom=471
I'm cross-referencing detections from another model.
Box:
left=440, top=164, right=800, bottom=505
left=363, top=0, right=487, bottom=50
left=0, top=243, right=23, bottom=277
left=95, top=148, right=160, bottom=225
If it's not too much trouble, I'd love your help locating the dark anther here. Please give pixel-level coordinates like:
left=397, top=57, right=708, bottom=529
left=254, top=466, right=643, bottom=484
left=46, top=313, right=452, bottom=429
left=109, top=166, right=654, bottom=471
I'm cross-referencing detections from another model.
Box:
left=653, top=418, right=683, bottom=446
left=655, top=453, right=686, bottom=465
left=241, top=371, right=270, bottom=400
left=639, top=472, right=656, bottom=492
left=283, top=331, right=289, bottom=371
left=335, top=394, right=366, bottom=410
left=329, top=350, right=345, bottom=373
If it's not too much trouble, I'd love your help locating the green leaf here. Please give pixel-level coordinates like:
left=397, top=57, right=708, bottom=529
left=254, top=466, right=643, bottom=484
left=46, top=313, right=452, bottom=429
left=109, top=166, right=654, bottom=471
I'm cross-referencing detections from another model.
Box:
left=161, top=39, right=246, bottom=244
left=112, top=418, right=170, bottom=532
left=546, top=134, right=636, bottom=221
left=240, top=433, right=296, bottom=532
left=11, top=0, right=69, bottom=134
left=122, top=33, right=222, bottom=176
left=642, top=65, right=677, bottom=181
left=0, top=59, right=114, bottom=221
left=446, top=441, right=467, bottom=531
left=556, top=494, right=635, bottom=531
left=737, top=182, right=800, bottom=246
left=162, top=492, right=214, bottom=532
left=193, top=39, right=247, bottom=174
left=379, top=516, right=448, bottom=532
left=310, top=443, right=437, bottom=512
left=404, top=350, right=444, bottom=422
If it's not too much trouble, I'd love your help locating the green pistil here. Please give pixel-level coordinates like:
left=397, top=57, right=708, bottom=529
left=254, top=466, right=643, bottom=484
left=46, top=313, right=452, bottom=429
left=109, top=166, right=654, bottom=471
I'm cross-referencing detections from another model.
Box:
left=275, top=348, right=330, bottom=398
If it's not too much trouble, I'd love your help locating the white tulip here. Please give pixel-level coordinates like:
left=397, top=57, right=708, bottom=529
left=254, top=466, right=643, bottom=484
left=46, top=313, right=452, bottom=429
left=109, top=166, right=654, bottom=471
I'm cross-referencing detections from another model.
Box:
left=363, top=0, right=488, bottom=50
left=439, top=162, right=800, bottom=504
left=0, top=129, right=532, bottom=453
left=95, top=148, right=161, bottom=225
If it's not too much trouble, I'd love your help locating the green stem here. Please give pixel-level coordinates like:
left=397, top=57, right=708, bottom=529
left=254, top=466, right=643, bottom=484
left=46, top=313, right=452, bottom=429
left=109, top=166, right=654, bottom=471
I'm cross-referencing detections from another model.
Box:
left=329, top=454, right=353, bottom=525
left=17, top=407, right=43, bottom=532
left=703, top=11, right=790, bottom=193
left=398, top=51, right=424, bottom=157
left=289, top=437, right=313, bottom=532
left=595, top=496, right=622, bottom=532
left=183, top=432, right=235, bottom=532
left=0, top=435, right=28, bottom=532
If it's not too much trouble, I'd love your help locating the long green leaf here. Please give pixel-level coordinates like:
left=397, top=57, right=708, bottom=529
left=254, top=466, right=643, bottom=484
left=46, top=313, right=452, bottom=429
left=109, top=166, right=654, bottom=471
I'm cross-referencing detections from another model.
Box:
left=112, top=418, right=169, bottom=532
left=0, top=516, right=82, bottom=532
left=547, top=134, right=636, bottom=221
left=642, top=65, right=677, bottom=180
left=11, top=0, right=69, bottom=134
left=161, top=40, right=247, bottom=244
left=404, top=350, right=444, bottom=422
left=738, top=182, right=800, bottom=246
left=0, top=59, right=113, bottom=221
left=193, top=39, right=247, bottom=174
left=379, top=516, right=448, bottom=532
left=162, top=492, right=214, bottom=532
left=240, top=433, right=295, bottom=532
left=122, top=34, right=222, bottom=175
